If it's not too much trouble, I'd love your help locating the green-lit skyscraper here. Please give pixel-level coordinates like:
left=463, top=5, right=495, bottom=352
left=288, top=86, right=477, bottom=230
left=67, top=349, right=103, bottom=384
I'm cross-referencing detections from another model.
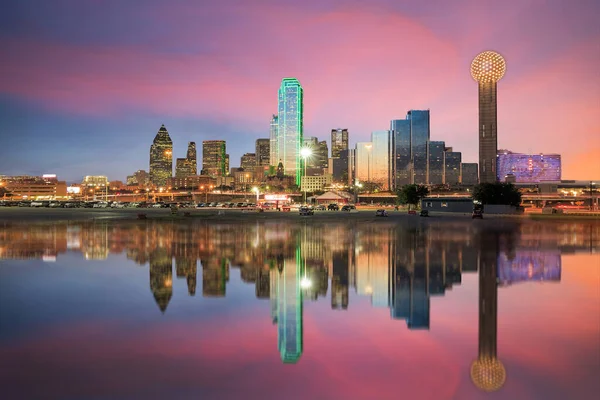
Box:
left=277, top=248, right=304, bottom=363
left=149, top=124, right=173, bottom=187
left=276, top=78, right=304, bottom=185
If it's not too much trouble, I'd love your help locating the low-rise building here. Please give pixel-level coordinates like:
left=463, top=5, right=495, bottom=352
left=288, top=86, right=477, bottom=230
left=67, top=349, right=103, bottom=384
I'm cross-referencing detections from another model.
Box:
left=301, top=175, right=332, bottom=192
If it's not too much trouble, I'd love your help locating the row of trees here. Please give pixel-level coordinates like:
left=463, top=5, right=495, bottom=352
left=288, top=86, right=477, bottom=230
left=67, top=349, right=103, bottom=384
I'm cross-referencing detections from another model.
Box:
left=396, top=183, right=522, bottom=209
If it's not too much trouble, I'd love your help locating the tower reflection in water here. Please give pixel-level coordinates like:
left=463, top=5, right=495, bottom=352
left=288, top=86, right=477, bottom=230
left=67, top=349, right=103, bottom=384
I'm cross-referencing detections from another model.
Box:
left=1, top=220, right=595, bottom=388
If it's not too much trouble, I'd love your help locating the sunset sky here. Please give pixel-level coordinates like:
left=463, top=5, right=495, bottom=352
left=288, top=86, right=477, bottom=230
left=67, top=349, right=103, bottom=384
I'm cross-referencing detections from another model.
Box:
left=1, top=0, right=598, bottom=182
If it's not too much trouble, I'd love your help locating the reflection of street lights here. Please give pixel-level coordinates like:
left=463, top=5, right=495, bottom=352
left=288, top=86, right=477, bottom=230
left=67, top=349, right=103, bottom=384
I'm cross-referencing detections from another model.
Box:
left=300, top=147, right=312, bottom=204
left=591, top=182, right=596, bottom=211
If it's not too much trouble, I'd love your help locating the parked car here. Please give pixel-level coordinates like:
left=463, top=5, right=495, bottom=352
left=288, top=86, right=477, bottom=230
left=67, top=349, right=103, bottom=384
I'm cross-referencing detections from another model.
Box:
left=420, top=210, right=429, bottom=217
left=18, top=201, right=32, bottom=207
left=30, top=201, right=46, bottom=207
left=375, top=209, right=388, bottom=217
left=472, top=209, right=483, bottom=219
left=314, top=204, right=326, bottom=211
left=341, top=205, right=356, bottom=212
left=327, top=203, right=339, bottom=211
left=299, top=206, right=314, bottom=216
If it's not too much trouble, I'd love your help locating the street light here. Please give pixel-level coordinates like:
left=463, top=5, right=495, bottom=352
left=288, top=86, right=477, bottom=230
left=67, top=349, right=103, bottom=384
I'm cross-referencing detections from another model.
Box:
left=300, top=147, right=312, bottom=204
left=252, top=186, right=259, bottom=204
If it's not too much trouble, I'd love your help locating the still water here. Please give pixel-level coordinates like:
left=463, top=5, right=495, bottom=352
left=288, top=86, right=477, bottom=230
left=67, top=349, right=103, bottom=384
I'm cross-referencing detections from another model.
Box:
left=0, top=219, right=599, bottom=400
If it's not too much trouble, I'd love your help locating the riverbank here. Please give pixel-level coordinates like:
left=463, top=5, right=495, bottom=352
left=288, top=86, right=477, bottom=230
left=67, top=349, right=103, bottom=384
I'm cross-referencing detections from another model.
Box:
left=0, top=207, right=598, bottom=223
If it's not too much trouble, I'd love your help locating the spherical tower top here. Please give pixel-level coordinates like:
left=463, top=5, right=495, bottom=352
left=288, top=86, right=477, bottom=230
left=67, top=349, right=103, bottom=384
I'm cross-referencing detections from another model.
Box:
left=470, top=358, right=506, bottom=392
left=471, top=51, right=506, bottom=83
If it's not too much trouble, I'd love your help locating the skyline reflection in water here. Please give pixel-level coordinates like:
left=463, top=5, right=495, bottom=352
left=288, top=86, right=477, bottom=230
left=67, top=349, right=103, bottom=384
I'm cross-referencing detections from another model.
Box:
left=0, top=219, right=598, bottom=400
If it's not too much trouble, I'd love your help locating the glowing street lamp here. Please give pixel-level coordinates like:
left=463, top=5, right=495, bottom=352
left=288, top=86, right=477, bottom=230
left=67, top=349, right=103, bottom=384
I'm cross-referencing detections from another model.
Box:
left=252, top=186, right=259, bottom=204
left=300, top=147, right=312, bottom=204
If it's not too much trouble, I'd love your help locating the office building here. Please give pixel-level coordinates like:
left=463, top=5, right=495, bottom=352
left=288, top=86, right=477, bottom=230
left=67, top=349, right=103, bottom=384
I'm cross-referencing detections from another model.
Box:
left=149, top=249, right=173, bottom=313
left=390, top=110, right=430, bottom=187
left=496, top=151, right=561, bottom=183
left=471, top=51, right=507, bottom=183
left=202, top=140, right=227, bottom=177
left=332, top=149, right=349, bottom=182
left=331, top=129, right=349, bottom=158
left=186, top=142, right=197, bottom=175
left=371, top=130, right=391, bottom=190
left=149, top=124, right=173, bottom=187
left=316, top=140, right=329, bottom=170
left=2, top=175, right=67, bottom=199
left=276, top=78, right=304, bottom=185
left=347, top=148, right=355, bottom=186
left=461, top=163, right=479, bottom=185
left=427, top=141, right=445, bottom=185
left=276, top=252, right=304, bottom=363
left=269, top=115, right=278, bottom=166
left=444, top=149, right=462, bottom=185
left=300, top=175, right=332, bottom=193
left=126, top=170, right=149, bottom=186
left=354, top=142, right=373, bottom=185
left=167, top=175, right=216, bottom=190
left=256, top=138, right=270, bottom=166
left=241, top=153, right=257, bottom=170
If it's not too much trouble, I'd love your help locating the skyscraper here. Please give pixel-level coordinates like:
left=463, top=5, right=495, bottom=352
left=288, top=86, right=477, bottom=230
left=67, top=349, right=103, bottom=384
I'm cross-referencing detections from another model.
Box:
left=427, top=141, right=445, bottom=185
left=331, top=129, right=349, bottom=158
left=462, top=163, right=479, bottom=185
left=202, top=140, right=226, bottom=177
left=269, top=115, right=278, bottom=166
left=186, top=142, right=197, bottom=175
left=371, top=130, right=391, bottom=190
left=255, top=138, right=271, bottom=167
left=390, top=110, right=430, bottom=188
left=316, top=140, right=329, bottom=170
left=149, top=124, right=173, bottom=187
left=444, top=149, right=462, bottom=185
left=277, top=78, right=304, bottom=185
left=354, top=142, right=373, bottom=185
left=149, top=249, right=173, bottom=313
left=471, top=51, right=506, bottom=183
left=276, top=249, right=303, bottom=363
left=240, top=153, right=256, bottom=170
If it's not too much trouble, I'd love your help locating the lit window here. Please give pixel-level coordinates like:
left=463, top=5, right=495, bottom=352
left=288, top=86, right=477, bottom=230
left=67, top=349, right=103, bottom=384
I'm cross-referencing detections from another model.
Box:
left=441, top=202, right=448, bottom=207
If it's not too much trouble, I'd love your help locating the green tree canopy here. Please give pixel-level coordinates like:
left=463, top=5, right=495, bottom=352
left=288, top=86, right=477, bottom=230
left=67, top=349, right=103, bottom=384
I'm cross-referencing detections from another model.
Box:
left=473, top=183, right=522, bottom=206
left=396, top=184, right=429, bottom=210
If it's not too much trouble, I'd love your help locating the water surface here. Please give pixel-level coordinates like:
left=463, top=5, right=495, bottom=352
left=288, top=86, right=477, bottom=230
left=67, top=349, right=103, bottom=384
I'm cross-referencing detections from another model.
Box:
left=1, top=219, right=599, bottom=399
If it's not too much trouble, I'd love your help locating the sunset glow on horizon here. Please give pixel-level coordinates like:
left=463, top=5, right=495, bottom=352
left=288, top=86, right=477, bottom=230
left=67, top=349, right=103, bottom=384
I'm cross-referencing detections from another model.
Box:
left=1, top=0, right=598, bottom=181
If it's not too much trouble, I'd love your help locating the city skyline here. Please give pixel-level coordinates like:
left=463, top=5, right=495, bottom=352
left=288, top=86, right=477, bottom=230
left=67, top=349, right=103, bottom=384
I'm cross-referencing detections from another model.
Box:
left=1, top=1, right=599, bottom=181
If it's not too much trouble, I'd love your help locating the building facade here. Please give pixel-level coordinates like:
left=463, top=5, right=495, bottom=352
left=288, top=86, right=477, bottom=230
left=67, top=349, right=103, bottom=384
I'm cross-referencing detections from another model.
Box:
left=241, top=153, right=257, bottom=170
left=371, top=130, right=391, bottom=190
left=255, top=139, right=270, bottom=167
left=186, top=142, right=197, bottom=175
left=354, top=142, right=373, bottom=185
left=461, top=163, right=479, bottom=185
left=496, top=151, right=561, bottom=183
left=444, top=150, right=462, bottom=185
left=331, top=129, right=349, bottom=158
left=269, top=115, right=278, bottom=166
left=276, top=78, right=304, bottom=185
left=202, top=140, right=227, bottom=177
left=82, top=176, right=108, bottom=187
left=126, top=170, right=149, bottom=186
left=427, top=141, right=445, bottom=185
left=149, top=124, right=173, bottom=187
left=300, top=175, right=332, bottom=193
left=390, top=110, right=430, bottom=188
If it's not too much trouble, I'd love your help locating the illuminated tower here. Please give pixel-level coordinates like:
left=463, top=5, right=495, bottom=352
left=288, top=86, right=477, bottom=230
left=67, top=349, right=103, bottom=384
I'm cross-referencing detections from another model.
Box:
left=269, top=115, right=278, bottom=166
left=202, top=140, right=227, bottom=177
left=331, top=129, right=349, bottom=158
left=149, top=124, right=173, bottom=187
left=471, top=233, right=506, bottom=392
left=186, top=142, right=197, bottom=175
left=471, top=51, right=506, bottom=183
left=277, top=78, right=304, bottom=185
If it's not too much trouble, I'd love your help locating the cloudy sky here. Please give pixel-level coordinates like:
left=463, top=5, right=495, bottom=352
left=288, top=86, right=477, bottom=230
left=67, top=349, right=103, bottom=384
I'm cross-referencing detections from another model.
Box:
left=1, top=0, right=598, bottom=182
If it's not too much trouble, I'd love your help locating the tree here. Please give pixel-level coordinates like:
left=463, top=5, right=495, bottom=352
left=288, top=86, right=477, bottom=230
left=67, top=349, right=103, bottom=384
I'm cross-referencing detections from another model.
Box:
left=473, top=183, right=522, bottom=207
left=397, top=184, right=429, bottom=210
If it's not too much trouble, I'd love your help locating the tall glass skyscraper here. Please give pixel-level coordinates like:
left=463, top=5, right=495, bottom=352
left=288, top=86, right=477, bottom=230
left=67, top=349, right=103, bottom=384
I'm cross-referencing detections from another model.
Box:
left=269, top=115, right=278, bottom=166
left=277, top=78, right=304, bottom=185
left=255, top=138, right=270, bottom=167
left=427, top=141, right=445, bottom=185
left=354, top=142, right=373, bottom=185
left=276, top=248, right=304, bottom=364
left=410, top=110, right=431, bottom=184
left=371, top=130, right=392, bottom=190
left=390, top=119, right=411, bottom=187
left=390, top=110, right=430, bottom=188
left=149, top=124, right=173, bottom=187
